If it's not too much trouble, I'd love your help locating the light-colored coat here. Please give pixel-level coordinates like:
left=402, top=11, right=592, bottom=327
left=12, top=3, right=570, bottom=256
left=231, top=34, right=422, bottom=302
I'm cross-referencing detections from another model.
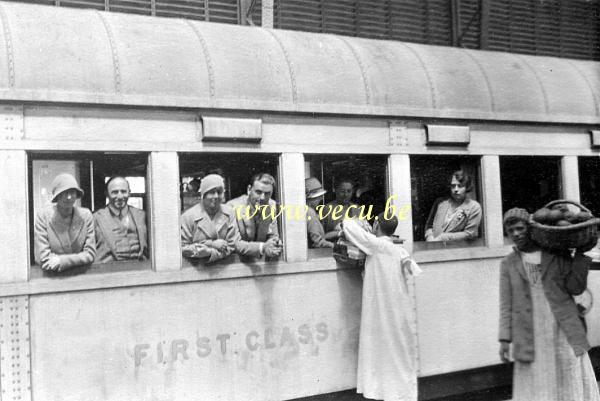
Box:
left=180, top=202, right=239, bottom=263
left=34, top=204, right=96, bottom=269
left=425, top=197, right=482, bottom=241
left=499, top=249, right=590, bottom=362
left=93, top=206, right=148, bottom=263
left=226, top=194, right=279, bottom=258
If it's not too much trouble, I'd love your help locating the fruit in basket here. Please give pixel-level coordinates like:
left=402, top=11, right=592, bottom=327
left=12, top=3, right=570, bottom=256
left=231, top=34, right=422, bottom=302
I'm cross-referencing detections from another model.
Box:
left=551, top=204, right=570, bottom=213
left=532, top=204, right=595, bottom=226
left=532, top=208, right=551, bottom=224
left=571, top=211, right=593, bottom=224
left=563, top=211, right=575, bottom=221
left=546, top=209, right=564, bottom=225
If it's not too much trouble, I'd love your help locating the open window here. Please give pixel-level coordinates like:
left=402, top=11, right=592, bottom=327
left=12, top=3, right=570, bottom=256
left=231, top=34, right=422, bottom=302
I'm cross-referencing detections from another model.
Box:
left=577, top=157, right=600, bottom=262
left=178, top=152, right=280, bottom=266
left=500, top=156, right=561, bottom=243
left=28, top=152, right=150, bottom=276
left=411, top=155, right=484, bottom=251
left=304, top=154, right=388, bottom=258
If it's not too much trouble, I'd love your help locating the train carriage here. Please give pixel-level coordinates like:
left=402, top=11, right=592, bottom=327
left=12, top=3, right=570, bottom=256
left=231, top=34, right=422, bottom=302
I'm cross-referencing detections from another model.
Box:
left=0, top=1, right=599, bottom=400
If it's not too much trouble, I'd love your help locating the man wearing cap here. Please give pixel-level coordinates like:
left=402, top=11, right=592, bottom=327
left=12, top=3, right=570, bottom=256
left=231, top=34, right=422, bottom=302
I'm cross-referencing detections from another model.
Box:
left=499, top=207, right=599, bottom=401
left=305, top=177, right=334, bottom=248
left=93, top=176, right=148, bottom=263
left=34, top=173, right=96, bottom=272
left=180, top=174, right=239, bottom=263
left=226, top=173, right=282, bottom=259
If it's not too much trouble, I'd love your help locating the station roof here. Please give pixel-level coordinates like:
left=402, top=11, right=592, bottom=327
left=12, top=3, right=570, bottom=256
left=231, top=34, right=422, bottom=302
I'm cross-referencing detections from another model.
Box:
left=0, top=1, right=598, bottom=124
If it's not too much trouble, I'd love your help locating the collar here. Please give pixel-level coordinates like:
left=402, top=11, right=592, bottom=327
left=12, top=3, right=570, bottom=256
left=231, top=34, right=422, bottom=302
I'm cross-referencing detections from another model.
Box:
left=193, top=203, right=231, bottom=222
left=108, top=204, right=129, bottom=217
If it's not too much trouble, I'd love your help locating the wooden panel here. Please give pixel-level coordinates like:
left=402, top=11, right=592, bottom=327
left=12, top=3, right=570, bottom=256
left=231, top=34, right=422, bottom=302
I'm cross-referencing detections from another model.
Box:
left=561, top=156, right=580, bottom=202
left=279, top=153, right=307, bottom=263
left=0, top=150, right=28, bottom=282
left=202, top=117, right=262, bottom=142
left=207, top=0, right=239, bottom=24
left=387, top=154, right=413, bottom=247
left=148, top=152, right=181, bottom=271
left=426, top=125, right=470, bottom=146
left=29, top=271, right=362, bottom=400
left=24, top=107, right=199, bottom=144
left=416, top=258, right=503, bottom=375
left=0, top=296, right=32, bottom=401
left=480, top=156, right=504, bottom=247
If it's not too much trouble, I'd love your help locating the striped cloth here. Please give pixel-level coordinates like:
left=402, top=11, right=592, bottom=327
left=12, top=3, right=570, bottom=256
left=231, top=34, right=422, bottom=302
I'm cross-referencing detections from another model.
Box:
left=513, top=253, right=600, bottom=401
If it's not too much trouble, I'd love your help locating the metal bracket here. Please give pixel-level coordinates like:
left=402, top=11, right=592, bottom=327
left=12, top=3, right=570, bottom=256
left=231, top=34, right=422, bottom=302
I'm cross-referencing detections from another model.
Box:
left=389, top=122, right=409, bottom=147
left=0, top=106, right=24, bottom=140
left=0, top=296, right=32, bottom=401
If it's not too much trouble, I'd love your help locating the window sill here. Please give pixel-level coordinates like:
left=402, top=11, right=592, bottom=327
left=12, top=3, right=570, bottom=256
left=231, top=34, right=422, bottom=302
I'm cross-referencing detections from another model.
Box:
left=413, top=244, right=511, bottom=263
left=13, top=245, right=513, bottom=297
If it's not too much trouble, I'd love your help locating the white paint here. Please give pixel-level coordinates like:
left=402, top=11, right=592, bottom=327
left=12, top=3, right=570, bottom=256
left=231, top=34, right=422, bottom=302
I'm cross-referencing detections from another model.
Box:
left=481, top=156, right=504, bottom=247
left=148, top=152, right=181, bottom=272
left=561, top=156, right=580, bottom=202
left=23, top=106, right=199, bottom=143
left=0, top=150, right=29, bottom=282
left=30, top=270, right=362, bottom=401
left=387, top=154, right=414, bottom=251
left=279, top=153, right=307, bottom=262
left=415, top=257, right=503, bottom=376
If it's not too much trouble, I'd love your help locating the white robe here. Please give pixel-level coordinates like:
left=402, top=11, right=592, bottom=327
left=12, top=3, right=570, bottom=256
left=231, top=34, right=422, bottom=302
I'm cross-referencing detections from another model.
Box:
left=343, top=219, right=421, bottom=401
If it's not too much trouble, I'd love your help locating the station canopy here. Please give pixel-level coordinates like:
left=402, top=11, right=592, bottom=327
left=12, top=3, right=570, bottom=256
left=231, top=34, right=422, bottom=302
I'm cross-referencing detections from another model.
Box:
left=0, top=1, right=598, bottom=124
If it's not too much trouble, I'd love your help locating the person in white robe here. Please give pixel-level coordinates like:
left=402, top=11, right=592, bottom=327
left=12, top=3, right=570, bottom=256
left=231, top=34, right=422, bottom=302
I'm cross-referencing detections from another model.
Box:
left=343, top=213, right=422, bottom=401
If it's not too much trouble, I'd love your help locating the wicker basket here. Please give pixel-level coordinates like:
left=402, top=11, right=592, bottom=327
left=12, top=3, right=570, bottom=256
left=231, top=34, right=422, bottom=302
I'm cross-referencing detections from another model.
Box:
left=530, top=200, right=600, bottom=251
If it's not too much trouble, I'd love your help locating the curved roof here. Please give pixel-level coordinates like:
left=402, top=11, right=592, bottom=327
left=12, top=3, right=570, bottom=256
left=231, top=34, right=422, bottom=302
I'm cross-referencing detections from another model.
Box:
left=0, top=1, right=598, bottom=123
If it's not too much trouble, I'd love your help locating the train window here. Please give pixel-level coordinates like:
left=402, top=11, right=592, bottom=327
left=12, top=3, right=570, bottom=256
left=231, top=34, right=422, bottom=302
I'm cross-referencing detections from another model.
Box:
left=304, top=155, right=388, bottom=257
left=579, top=157, right=600, bottom=259
left=579, top=157, right=600, bottom=217
left=179, top=153, right=281, bottom=266
left=28, top=152, right=150, bottom=276
left=411, top=156, right=484, bottom=251
left=500, top=156, right=561, bottom=243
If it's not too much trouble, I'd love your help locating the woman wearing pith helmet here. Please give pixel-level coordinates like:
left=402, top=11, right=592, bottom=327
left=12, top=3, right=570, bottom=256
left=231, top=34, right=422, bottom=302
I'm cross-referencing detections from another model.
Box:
left=34, top=173, right=96, bottom=272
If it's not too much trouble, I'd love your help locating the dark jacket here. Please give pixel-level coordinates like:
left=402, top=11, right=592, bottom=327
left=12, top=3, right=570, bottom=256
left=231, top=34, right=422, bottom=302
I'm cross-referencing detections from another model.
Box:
left=499, top=248, right=590, bottom=362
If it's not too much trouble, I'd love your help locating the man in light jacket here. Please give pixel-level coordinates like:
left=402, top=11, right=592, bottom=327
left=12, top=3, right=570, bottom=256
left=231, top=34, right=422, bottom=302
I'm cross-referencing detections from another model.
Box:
left=226, top=173, right=282, bottom=259
left=94, top=176, right=148, bottom=263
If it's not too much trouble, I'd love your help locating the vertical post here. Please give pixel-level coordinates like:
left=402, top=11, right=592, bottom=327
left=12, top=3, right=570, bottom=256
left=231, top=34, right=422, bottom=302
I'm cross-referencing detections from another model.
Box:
left=279, top=153, right=307, bottom=262
left=451, top=0, right=461, bottom=47
left=0, top=150, right=29, bottom=282
left=262, top=0, right=274, bottom=28
left=239, top=0, right=252, bottom=25
left=148, top=152, right=182, bottom=271
left=561, top=156, right=580, bottom=202
left=480, top=0, right=490, bottom=49
left=481, top=155, right=504, bottom=247
left=387, top=154, right=414, bottom=252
